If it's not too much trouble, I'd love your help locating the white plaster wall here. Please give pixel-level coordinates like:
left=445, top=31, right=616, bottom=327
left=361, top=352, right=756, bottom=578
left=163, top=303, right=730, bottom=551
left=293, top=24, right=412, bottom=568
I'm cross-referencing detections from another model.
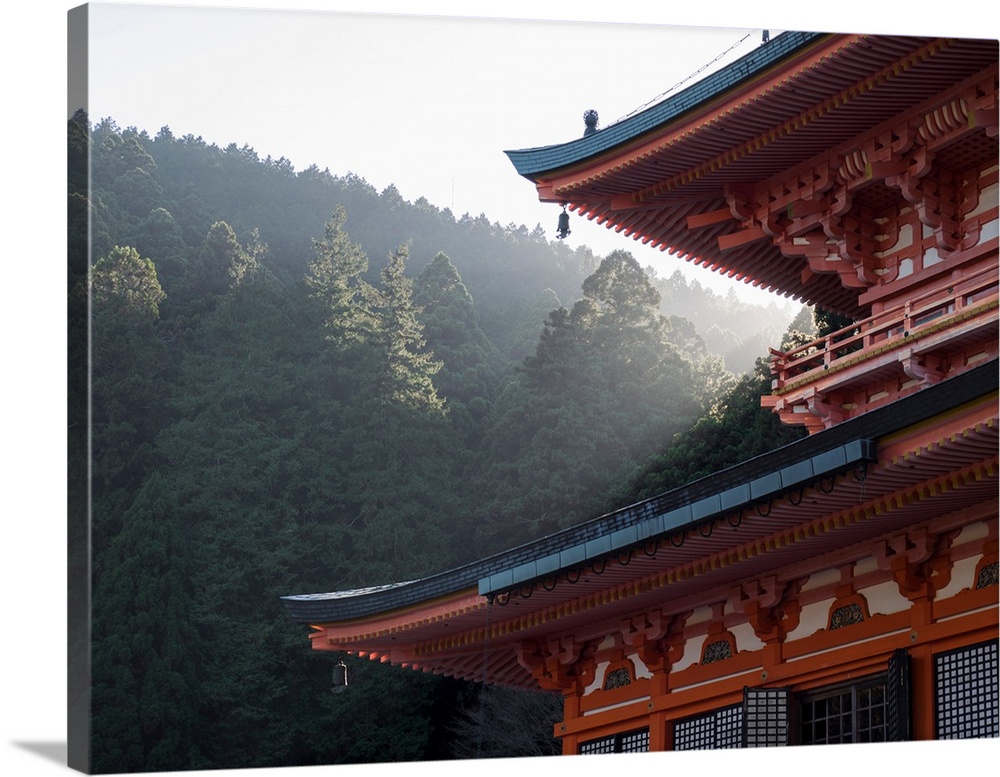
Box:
left=631, top=654, right=653, bottom=680
left=673, top=634, right=705, bottom=672
left=923, top=246, right=942, bottom=266
left=953, top=522, right=990, bottom=545
left=583, top=662, right=607, bottom=697
left=685, top=605, right=713, bottom=626
left=785, top=598, right=831, bottom=641
left=854, top=555, right=880, bottom=576
left=858, top=580, right=909, bottom=616
left=935, top=555, right=982, bottom=600
left=970, top=179, right=999, bottom=218
left=886, top=223, right=913, bottom=254
left=800, top=568, right=839, bottom=592
left=730, top=621, right=765, bottom=654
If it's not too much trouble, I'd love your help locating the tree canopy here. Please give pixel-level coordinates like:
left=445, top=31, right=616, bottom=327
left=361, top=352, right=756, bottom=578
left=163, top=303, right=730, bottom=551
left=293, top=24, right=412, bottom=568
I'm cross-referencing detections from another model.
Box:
left=69, top=110, right=808, bottom=771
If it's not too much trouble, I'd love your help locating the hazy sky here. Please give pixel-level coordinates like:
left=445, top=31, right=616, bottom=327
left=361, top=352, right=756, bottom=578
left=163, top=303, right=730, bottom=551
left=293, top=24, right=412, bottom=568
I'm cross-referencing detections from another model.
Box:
left=83, top=4, right=795, bottom=304
left=3, top=4, right=997, bottom=777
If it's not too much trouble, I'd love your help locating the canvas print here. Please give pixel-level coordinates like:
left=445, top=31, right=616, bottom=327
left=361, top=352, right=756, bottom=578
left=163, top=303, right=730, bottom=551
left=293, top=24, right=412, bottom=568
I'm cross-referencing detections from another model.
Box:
left=67, top=3, right=999, bottom=775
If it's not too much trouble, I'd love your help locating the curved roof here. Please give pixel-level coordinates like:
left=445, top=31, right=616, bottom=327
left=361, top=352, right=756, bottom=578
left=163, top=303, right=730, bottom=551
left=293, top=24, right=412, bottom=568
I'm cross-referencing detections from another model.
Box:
left=281, top=363, right=997, bottom=688
left=282, top=361, right=997, bottom=626
left=506, top=31, right=827, bottom=178
left=505, top=32, right=999, bottom=317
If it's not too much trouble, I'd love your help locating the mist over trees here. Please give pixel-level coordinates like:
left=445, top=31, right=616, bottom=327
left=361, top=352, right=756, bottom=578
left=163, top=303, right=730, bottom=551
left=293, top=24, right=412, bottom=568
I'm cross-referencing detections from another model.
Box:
left=69, top=109, right=809, bottom=771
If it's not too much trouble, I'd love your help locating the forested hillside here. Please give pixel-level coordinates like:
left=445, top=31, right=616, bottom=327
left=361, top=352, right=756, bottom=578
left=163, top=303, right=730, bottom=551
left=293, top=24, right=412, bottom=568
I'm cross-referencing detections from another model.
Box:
left=68, top=109, right=808, bottom=771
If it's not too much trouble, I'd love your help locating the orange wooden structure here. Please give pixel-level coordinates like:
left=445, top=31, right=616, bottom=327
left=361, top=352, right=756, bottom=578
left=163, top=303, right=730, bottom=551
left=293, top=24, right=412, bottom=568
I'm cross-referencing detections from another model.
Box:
left=284, top=31, right=998, bottom=752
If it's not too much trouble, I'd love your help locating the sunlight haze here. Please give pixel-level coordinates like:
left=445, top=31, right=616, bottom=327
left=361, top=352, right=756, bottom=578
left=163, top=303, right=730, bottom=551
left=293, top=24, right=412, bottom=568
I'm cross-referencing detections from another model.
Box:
left=85, top=4, right=796, bottom=306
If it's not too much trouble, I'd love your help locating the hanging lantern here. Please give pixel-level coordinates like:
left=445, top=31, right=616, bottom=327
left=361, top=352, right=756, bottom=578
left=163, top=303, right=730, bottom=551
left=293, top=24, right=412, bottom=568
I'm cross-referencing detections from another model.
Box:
left=331, top=659, right=348, bottom=693
left=556, top=206, right=571, bottom=239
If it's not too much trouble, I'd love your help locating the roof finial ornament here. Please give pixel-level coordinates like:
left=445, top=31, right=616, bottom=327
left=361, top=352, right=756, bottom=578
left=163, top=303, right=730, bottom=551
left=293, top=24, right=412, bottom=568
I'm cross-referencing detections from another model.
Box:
left=583, top=109, right=599, bottom=137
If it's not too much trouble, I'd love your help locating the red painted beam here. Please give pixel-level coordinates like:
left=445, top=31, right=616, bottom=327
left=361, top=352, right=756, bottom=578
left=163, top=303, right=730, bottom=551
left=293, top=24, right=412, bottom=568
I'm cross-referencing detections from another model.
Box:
left=718, top=227, right=768, bottom=251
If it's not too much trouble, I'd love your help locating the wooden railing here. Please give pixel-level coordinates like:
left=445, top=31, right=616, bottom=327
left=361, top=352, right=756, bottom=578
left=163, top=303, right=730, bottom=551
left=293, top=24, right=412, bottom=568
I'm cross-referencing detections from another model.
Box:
left=770, top=265, right=999, bottom=391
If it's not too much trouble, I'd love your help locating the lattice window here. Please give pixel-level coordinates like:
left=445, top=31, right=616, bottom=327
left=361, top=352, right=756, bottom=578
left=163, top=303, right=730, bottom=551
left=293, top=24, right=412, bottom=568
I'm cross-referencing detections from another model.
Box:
left=620, top=728, right=650, bottom=752
left=672, top=655, right=911, bottom=751
left=799, top=677, right=887, bottom=744
left=578, top=734, right=615, bottom=755
left=934, top=640, right=999, bottom=739
left=744, top=687, right=790, bottom=747
left=674, top=704, right=743, bottom=750
left=579, top=728, right=649, bottom=755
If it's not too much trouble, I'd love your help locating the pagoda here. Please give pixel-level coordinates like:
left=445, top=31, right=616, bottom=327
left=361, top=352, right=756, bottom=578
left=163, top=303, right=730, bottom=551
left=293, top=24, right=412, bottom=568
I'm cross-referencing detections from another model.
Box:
left=284, top=30, right=998, bottom=752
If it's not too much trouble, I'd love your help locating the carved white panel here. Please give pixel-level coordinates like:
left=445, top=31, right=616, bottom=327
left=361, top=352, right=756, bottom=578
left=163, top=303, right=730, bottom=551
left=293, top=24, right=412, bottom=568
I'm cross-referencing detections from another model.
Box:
left=631, top=654, right=653, bottom=680
left=886, top=223, right=913, bottom=254
left=935, top=555, right=981, bottom=600
left=858, top=580, right=908, bottom=616
left=685, top=605, right=713, bottom=626
left=969, top=181, right=999, bottom=217
left=595, top=635, right=616, bottom=651
left=730, top=621, right=765, bottom=653
left=854, top=555, right=880, bottom=576
left=582, top=661, right=608, bottom=697
left=799, top=568, right=839, bottom=592
left=784, top=598, right=831, bottom=641
left=672, top=635, right=704, bottom=673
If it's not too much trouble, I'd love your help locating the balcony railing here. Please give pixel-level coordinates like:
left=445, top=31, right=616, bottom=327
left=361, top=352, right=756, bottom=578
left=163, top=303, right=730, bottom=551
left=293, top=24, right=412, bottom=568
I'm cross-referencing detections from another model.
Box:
left=770, top=265, right=999, bottom=392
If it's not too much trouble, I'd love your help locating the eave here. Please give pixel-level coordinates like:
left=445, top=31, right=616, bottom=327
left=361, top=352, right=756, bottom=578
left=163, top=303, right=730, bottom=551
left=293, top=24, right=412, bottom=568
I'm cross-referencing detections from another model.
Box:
left=283, top=362, right=999, bottom=688
left=505, top=32, right=1000, bottom=317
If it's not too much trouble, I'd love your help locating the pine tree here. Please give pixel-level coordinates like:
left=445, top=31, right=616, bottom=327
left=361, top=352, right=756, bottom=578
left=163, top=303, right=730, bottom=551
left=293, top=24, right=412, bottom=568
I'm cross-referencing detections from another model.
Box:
left=365, top=243, right=444, bottom=413
left=305, top=205, right=376, bottom=350
left=414, top=252, right=501, bottom=445
left=479, top=250, right=710, bottom=545
left=85, top=246, right=168, bottom=498
left=90, top=474, right=203, bottom=773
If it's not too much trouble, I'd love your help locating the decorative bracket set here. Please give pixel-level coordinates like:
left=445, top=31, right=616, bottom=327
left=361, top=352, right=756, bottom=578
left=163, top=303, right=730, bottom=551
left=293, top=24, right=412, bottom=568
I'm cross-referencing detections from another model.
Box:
left=723, top=80, right=998, bottom=293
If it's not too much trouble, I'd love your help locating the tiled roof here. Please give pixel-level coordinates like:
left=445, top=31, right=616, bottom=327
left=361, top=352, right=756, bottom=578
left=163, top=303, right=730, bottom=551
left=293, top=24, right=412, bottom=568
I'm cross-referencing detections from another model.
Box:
left=505, top=31, right=826, bottom=179
left=501, top=33, right=999, bottom=319
left=281, top=360, right=998, bottom=624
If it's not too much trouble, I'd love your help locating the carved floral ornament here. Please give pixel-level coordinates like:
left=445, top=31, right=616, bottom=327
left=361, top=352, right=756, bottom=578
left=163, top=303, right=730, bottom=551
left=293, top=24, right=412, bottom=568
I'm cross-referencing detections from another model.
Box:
left=701, top=635, right=735, bottom=664
left=828, top=595, right=870, bottom=630
left=977, top=561, right=999, bottom=588
left=602, top=663, right=634, bottom=691
left=974, top=551, right=999, bottom=589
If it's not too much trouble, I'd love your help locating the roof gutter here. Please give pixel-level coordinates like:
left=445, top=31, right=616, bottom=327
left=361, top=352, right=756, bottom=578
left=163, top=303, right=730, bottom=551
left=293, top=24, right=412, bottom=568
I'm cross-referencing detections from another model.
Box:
left=478, top=438, right=876, bottom=598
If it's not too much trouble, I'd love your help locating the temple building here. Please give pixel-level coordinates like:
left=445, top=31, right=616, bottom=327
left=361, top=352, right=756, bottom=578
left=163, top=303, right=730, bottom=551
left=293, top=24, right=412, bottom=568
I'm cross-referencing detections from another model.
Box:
left=283, top=30, right=998, bottom=752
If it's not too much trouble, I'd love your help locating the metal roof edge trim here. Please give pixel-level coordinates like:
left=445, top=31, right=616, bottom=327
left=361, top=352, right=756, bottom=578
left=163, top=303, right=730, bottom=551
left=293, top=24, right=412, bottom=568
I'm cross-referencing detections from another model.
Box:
left=504, top=30, right=828, bottom=178
left=282, top=359, right=997, bottom=624
left=476, top=438, right=876, bottom=597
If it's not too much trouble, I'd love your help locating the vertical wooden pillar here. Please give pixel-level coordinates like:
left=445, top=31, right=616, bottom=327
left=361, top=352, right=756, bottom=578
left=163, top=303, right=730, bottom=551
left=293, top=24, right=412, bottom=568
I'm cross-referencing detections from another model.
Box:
left=909, top=642, right=935, bottom=740
left=559, top=691, right=580, bottom=754
left=650, top=710, right=671, bottom=751
left=650, top=653, right=672, bottom=750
